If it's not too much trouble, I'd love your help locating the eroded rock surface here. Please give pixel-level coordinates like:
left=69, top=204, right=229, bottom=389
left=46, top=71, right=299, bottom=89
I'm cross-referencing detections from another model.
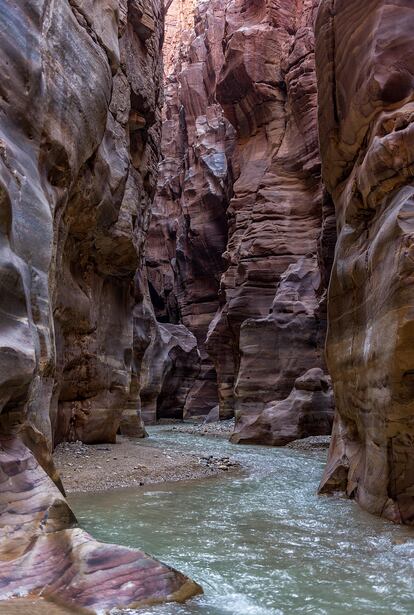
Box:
left=0, top=436, right=201, bottom=612
left=0, top=0, right=200, bottom=609
left=148, top=0, right=336, bottom=441
left=206, top=0, right=336, bottom=440
left=231, top=369, right=334, bottom=446
left=140, top=321, right=201, bottom=424
left=52, top=0, right=163, bottom=445
left=146, top=0, right=236, bottom=418
left=316, top=0, right=414, bottom=524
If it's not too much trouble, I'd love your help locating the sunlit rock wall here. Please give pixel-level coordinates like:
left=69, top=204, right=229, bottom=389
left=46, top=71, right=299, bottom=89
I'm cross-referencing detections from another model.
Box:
left=316, top=0, right=414, bottom=524
left=146, top=0, right=236, bottom=418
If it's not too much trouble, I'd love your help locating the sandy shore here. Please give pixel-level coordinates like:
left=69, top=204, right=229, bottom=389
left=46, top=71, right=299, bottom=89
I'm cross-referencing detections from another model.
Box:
left=0, top=599, right=84, bottom=614
left=54, top=434, right=240, bottom=493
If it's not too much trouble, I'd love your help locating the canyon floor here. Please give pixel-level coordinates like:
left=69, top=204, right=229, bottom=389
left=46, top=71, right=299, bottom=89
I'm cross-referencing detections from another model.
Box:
left=54, top=427, right=241, bottom=493
left=0, top=599, right=81, bottom=615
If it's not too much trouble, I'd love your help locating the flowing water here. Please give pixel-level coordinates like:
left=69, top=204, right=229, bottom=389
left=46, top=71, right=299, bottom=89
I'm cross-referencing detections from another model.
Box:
left=69, top=427, right=414, bottom=615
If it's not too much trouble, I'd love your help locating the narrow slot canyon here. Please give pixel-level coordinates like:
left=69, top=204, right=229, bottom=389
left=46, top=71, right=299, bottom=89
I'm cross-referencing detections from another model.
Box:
left=0, top=1, right=413, bottom=614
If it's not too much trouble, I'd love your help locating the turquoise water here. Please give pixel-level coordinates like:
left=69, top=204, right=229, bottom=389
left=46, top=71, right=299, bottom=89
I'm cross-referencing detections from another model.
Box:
left=69, top=428, right=414, bottom=615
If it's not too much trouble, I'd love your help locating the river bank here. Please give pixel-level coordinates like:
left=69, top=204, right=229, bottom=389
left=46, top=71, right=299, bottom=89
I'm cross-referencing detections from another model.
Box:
left=0, top=599, right=83, bottom=615
left=53, top=433, right=241, bottom=493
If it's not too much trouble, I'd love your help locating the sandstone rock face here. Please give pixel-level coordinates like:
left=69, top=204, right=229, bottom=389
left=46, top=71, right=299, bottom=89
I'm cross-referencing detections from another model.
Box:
left=148, top=0, right=335, bottom=439
left=146, top=0, right=236, bottom=418
left=140, top=321, right=201, bottom=425
left=206, top=0, right=336, bottom=440
left=231, top=368, right=334, bottom=445
left=235, top=258, right=323, bottom=414
left=0, top=0, right=200, bottom=608
left=53, top=0, right=163, bottom=445
left=316, top=0, right=414, bottom=524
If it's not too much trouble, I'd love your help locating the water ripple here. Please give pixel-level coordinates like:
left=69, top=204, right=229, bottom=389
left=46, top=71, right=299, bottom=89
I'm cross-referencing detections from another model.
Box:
left=71, top=428, right=414, bottom=615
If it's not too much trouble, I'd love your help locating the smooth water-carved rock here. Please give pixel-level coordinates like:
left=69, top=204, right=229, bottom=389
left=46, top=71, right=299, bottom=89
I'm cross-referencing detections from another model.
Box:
left=316, top=0, right=414, bottom=524
left=53, top=0, right=164, bottom=445
left=0, top=435, right=201, bottom=613
left=0, top=0, right=201, bottom=608
left=140, top=321, right=201, bottom=424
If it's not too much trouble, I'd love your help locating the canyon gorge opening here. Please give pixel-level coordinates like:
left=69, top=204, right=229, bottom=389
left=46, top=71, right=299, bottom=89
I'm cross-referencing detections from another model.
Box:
left=0, top=1, right=413, bottom=614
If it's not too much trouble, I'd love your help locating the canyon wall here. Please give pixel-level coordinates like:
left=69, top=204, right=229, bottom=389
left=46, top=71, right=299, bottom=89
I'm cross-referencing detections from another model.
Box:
left=148, top=0, right=336, bottom=441
left=316, top=0, right=414, bottom=524
left=146, top=0, right=236, bottom=419
left=210, top=0, right=335, bottom=442
left=0, top=0, right=200, bottom=609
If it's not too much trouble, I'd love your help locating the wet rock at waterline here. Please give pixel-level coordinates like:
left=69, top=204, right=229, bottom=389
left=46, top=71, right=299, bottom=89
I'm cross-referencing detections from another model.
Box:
left=0, top=436, right=201, bottom=612
left=316, top=0, right=414, bottom=524
left=0, top=7, right=413, bottom=615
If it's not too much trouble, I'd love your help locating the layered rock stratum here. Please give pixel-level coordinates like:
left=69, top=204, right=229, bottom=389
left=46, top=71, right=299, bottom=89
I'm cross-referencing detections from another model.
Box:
left=212, top=0, right=335, bottom=440
left=146, top=0, right=236, bottom=418
left=1, top=9, right=411, bottom=612
left=147, top=0, right=336, bottom=443
left=0, top=0, right=201, bottom=609
left=316, top=0, right=414, bottom=525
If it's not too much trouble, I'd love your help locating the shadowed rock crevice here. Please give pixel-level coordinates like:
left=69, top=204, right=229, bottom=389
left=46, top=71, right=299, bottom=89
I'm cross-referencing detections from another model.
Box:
left=145, top=0, right=236, bottom=420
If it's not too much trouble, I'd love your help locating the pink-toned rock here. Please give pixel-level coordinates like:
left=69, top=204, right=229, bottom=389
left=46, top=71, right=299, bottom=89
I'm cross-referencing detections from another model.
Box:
left=316, top=0, right=414, bottom=524
left=231, top=369, right=334, bottom=445
left=52, top=0, right=165, bottom=445
left=140, top=321, right=201, bottom=424
left=0, top=0, right=201, bottom=608
left=0, top=435, right=201, bottom=613
left=232, top=257, right=333, bottom=436
left=206, top=0, right=336, bottom=438
left=146, top=0, right=236, bottom=418
left=147, top=0, right=336, bottom=439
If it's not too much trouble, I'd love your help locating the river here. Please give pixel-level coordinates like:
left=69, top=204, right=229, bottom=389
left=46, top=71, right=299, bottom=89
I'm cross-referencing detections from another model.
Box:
left=69, top=427, right=414, bottom=615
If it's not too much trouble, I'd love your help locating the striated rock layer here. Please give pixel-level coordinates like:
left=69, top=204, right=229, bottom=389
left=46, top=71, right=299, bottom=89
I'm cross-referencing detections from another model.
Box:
left=148, top=0, right=336, bottom=438
left=316, top=0, right=414, bottom=524
left=0, top=435, right=200, bottom=613
left=146, top=0, right=236, bottom=418
left=206, top=0, right=336, bottom=441
left=0, top=0, right=200, bottom=609
left=52, top=0, right=163, bottom=445
left=231, top=368, right=334, bottom=446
